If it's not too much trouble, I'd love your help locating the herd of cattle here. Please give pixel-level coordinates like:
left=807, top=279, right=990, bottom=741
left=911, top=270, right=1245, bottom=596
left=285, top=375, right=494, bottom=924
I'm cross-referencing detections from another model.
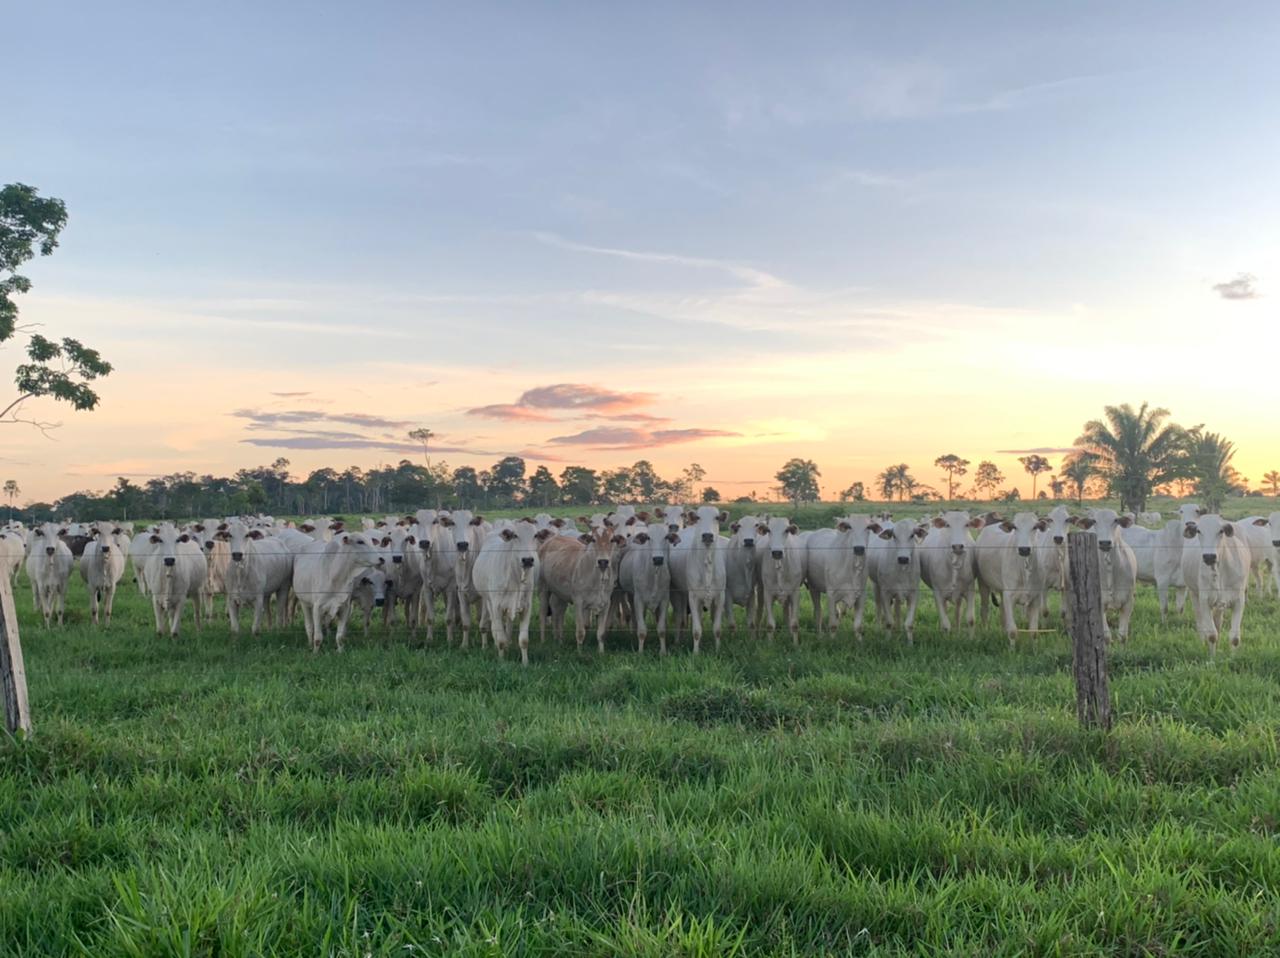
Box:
left=1, top=502, right=1276, bottom=662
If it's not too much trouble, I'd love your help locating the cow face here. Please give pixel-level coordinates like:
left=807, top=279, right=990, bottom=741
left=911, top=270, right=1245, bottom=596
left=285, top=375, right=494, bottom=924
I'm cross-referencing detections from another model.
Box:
left=732, top=515, right=761, bottom=550
left=835, top=515, right=878, bottom=558
left=877, top=518, right=927, bottom=565
left=998, top=512, right=1046, bottom=558
left=687, top=505, right=723, bottom=549
left=1080, top=508, right=1131, bottom=552
left=764, top=516, right=799, bottom=561
left=930, top=510, right=981, bottom=560
left=1183, top=514, right=1234, bottom=567
left=1267, top=512, right=1280, bottom=549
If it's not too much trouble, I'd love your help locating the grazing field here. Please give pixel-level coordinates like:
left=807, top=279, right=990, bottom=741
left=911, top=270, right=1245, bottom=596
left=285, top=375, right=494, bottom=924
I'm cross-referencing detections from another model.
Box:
left=3, top=522, right=1280, bottom=954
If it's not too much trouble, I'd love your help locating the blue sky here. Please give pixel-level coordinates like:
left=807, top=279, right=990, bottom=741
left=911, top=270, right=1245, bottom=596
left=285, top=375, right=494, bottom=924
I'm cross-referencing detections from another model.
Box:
left=4, top=1, right=1276, bottom=499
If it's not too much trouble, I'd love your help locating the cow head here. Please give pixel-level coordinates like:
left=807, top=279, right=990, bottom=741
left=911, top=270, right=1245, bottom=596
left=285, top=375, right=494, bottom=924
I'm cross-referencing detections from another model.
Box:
left=1184, top=514, right=1234, bottom=568
left=878, top=518, right=927, bottom=566
left=1080, top=508, right=1131, bottom=554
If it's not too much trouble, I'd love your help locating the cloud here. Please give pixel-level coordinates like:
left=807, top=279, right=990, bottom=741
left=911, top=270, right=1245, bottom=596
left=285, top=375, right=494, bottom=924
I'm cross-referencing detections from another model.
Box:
left=270, top=391, right=311, bottom=398
left=464, top=403, right=557, bottom=422
left=583, top=412, right=673, bottom=424
left=1212, top=274, right=1259, bottom=300
left=518, top=383, right=656, bottom=412
left=231, top=409, right=417, bottom=431
left=996, top=447, right=1078, bottom=455
left=533, top=232, right=787, bottom=290
left=466, top=383, right=658, bottom=422
left=547, top=426, right=739, bottom=450
left=240, top=436, right=483, bottom=454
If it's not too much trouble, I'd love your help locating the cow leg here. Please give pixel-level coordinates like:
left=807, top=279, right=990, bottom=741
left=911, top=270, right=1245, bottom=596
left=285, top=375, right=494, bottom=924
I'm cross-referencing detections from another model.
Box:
left=634, top=596, right=648, bottom=653
left=227, top=594, right=241, bottom=635
left=763, top=588, right=778, bottom=640
left=655, top=597, right=668, bottom=656
left=151, top=596, right=164, bottom=636
left=1228, top=596, right=1245, bottom=649
left=1116, top=591, right=1134, bottom=642
left=490, top=602, right=509, bottom=659
left=904, top=589, right=919, bottom=646
left=712, top=592, right=724, bottom=651
left=1001, top=590, right=1017, bottom=648
left=809, top=586, right=823, bottom=638
left=517, top=599, right=533, bottom=667
left=932, top=588, right=951, bottom=635
left=595, top=601, right=610, bottom=654
left=1157, top=579, right=1170, bottom=623
left=333, top=602, right=352, bottom=652
left=572, top=600, right=588, bottom=651
left=689, top=595, right=703, bottom=655
left=251, top=595, right=266, bottom=636
left=169, top=600, right=183, bottom=638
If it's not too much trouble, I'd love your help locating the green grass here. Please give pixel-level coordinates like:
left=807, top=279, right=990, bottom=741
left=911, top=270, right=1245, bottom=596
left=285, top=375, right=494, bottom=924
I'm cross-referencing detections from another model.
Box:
left=3, top=557, right=1280, bottom=956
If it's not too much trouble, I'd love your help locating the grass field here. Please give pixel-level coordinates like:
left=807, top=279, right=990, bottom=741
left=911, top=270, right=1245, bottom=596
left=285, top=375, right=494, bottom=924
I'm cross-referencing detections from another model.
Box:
left=3, top=507, right=1280, bottom=955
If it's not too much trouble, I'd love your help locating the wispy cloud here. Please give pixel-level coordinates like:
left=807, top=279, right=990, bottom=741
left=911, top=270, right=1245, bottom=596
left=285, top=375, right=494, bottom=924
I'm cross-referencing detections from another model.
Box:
left=466, top=383, right=658, bottom=421
left=231, top=409, right=417, bottom=431
left=547, top=426, right=739, bottom=450
left=534, top=231, right=787, bottom=290
left=1212, top=273, right=1259, bottom=300
left=464, top=403, right=557, bottom=422
left=270, top=391, right=312, bottom=398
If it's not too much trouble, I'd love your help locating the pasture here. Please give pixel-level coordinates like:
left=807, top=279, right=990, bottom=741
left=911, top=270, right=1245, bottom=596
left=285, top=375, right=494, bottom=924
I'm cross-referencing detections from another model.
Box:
left=3, top=504, right=1280, bottom=955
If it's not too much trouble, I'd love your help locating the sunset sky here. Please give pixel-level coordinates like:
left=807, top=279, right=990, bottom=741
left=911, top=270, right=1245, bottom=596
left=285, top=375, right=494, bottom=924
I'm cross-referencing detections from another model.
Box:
left=4, top=2, right=1277, bottom=504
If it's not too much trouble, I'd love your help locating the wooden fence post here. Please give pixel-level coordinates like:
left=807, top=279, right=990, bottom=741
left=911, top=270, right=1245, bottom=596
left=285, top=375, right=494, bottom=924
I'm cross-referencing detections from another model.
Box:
left=1067, top=531, right=1110, bottom=731
left=0, top=574, right=32, bottom=737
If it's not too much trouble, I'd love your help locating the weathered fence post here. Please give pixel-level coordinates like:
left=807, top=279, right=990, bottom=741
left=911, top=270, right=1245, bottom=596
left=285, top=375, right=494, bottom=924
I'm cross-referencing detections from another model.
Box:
left=0, top=574, right=32, bottom=737
left=1067, top=531, right=1110, bottom=731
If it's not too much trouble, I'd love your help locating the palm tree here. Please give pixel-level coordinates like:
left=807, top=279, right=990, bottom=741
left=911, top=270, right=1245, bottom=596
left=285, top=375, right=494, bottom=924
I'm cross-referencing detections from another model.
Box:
left=1186, top=428, right=1239, bottom=512
left=1074, top=402, right=1190, bottom=513
left=1060, top=452, right=1097, bottom=507
left=2, top=479, right=17, bottom=521
left=876, top=463, right=914, bottom=502
left=1264, top=470, right=1280, bottom=497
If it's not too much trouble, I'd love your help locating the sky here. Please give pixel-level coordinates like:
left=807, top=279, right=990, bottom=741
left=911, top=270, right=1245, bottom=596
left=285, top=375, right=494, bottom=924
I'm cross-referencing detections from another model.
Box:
left=3, top=1, right=1277, bottom=503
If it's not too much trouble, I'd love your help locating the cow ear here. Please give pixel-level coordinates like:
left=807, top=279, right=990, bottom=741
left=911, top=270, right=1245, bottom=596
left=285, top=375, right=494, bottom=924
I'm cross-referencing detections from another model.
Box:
left=500, top=528, right=517, bottom=541
left=1222, top=523, right=1234, bottom=537
left=931, top=516, right=947, bottom=528
left=405, top=535, right=416, bottom=545
left=1116, top=515, right=1132, bottom=528
left=194, top=524, right=205, bottom=532
left=1035, top=520, right=1048, bottom=532
left=786, top=524, right=798, bottom=535
left=33, top=529, right=42, bottom=537
left=342, top=534, right=352, bottom=544
left=968, top=517, right=984, bottom=529
left=1000, top=521, right=1015, bottom=533
left=217, top=522, right=228, bottom=531
left=730, top=522, right=740, bottom=532
left=625, top=516, right=636, bottom=526
left=578, top=533, right=593, bottom=545
left=1253, top=518, right=1269, bottom=526
left=666, top=532, right=680, bottom=544
left=1196, top=507, right=1208, bottom=516
left=248, top=530, right=264, bottom=540
left=576, top=516, right=590, bottom=524
left=113, top=528, right=123, bottom=535
left=470, top=515, right=483, bottom=525
left=534, top=528, right=553, bottom=541
left=756, top=523, right=768, bottom=535
left=150, top=534, right=161, bottom=544
left=1183, top=522, right=1197, bottom=538
left=877, top=529, right=894, bottom=540
left=717, top=512, right=729, bottom=523
left=551, top=518, right=565, bottom=528
left=612, top=534, right=626, bottom=545
left=867, top=522, right=881, bottom=534
left=178, top=534, right=190, bottom=543
left=836, top=521, right=851, bottom=532
left=636, top=511, right=649, bottom=521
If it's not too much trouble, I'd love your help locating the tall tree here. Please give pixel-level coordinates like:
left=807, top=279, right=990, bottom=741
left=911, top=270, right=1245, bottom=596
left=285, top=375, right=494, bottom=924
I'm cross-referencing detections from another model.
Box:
left=1018, top=454, right=1052, bottom=500
left=876, top=464, right=914, bottom=502
left=838, top=481, right=866, bottom=502
left=775, top=458, right=821, bottom=505
left=451, top=466, right=484, bottom=508
left=677, top=463, right=706, bottom=502
left=407, top=427, right=435, bottom=467
left=558, top=466, right=599, bottom=506
left=2, top=479, right=17, bottom=520
left=487, top=456, right=527, bottom=506
left=2, top=184, right=113, bottom=426
left=700, top=486, right=721, bottom=503
left=933, top=454, right=970, bottom=500
left=527, top=465, right=559, bottom=507
left=1075, top=402, right=1190, bottom=513
left=1060, top=452, right=1097, bottom=507
left=971, top=461, right=1004, bottom=500
left=1264, top=470, right=1280, bottom=497
left=1185, top=429, right=1240, bottom=513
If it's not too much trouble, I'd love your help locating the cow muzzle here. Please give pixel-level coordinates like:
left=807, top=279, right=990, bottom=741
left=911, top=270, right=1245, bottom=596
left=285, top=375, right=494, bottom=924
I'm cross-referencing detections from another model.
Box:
left=231, top=552, right=244, bottom=562
left=1098, top=541, right=1112, bottom=553
left=392, top=555, right=402, bottom=564
left=950, top=544, right=965, bottom=556
left=521, top=557, right=535, bottom=569
left=597, top=558, right=610, bottom=572
left=701, top=533, right=715, bottom=546
left=1202, top=554, right=1217, bottom=566
left=374, top=597, right=385, bottom=608
left=1272, top=540, right=1280, bottom=548
left=1017, top=546, right=1031, bottom=558
left=651, top=556, right=664, bottom=567
left=771, top=549, right=783, bottom=560
left=205, top=540, right=215, bottom=551
left=163, top=557, right=175, bottom=567
left=456, top=542, right=469, bottom=553
left=853, top=545, right=865, bottom=557
left=896, top=555, right=909, bottom=565
left=1053, top=535, right=1064, bottom=545
left=742, top=538, right=754, bottom=548
left=101, top=546, right=110, bottom=554
left=419, top=541, right=431, bottom=551
left=45, top=546, right=54, bottom=556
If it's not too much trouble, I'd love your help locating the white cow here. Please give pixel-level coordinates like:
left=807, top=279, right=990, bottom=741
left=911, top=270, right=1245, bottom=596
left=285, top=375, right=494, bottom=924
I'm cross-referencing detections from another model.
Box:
left=472, top=523, right=542, bottom=665
left=351, top=566, right=393, bottom=634
left=1236, top=517, right=1280, bottom=596
left=1121, top=519, right=1188, bottom=622
left=293, top=532, right=383, bottom=652
left=1033, top=506, right=1075, bottom=626
left=129, top=525, right=160, bottom=595
left=432, top=510, right=486, bottom=646
left=868, top=518, right=927, bottom=644
left=1078, top=508, right=1139, bottom=642
left=0, top=531, right=24, bottom=585
left=805, top=516, right=881, bottom=640
left=617, top=523, right=677, bottom=654
left=221, top=520, right=294, bottom=635
left=975, top=513, right=1048, bottom=646
left=918, top=511, right=983, bottom=635
left=141, top=523, right=206, bottom=637
left=757, top=516, right=808, bottom=645
left=724, top=516, right=762, bottom=637
left=79, top=522, right=129, bottom=626
left=1180, top=514, right=1251, bottom=653
left=669, top=506, right=728, bottom=653
left=26, top=523, right=74, bottom=627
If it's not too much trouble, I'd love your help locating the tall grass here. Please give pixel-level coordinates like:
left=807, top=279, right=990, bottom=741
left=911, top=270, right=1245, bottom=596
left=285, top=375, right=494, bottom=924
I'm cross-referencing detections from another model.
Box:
left=2, top=551, right=1279, bottom=955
